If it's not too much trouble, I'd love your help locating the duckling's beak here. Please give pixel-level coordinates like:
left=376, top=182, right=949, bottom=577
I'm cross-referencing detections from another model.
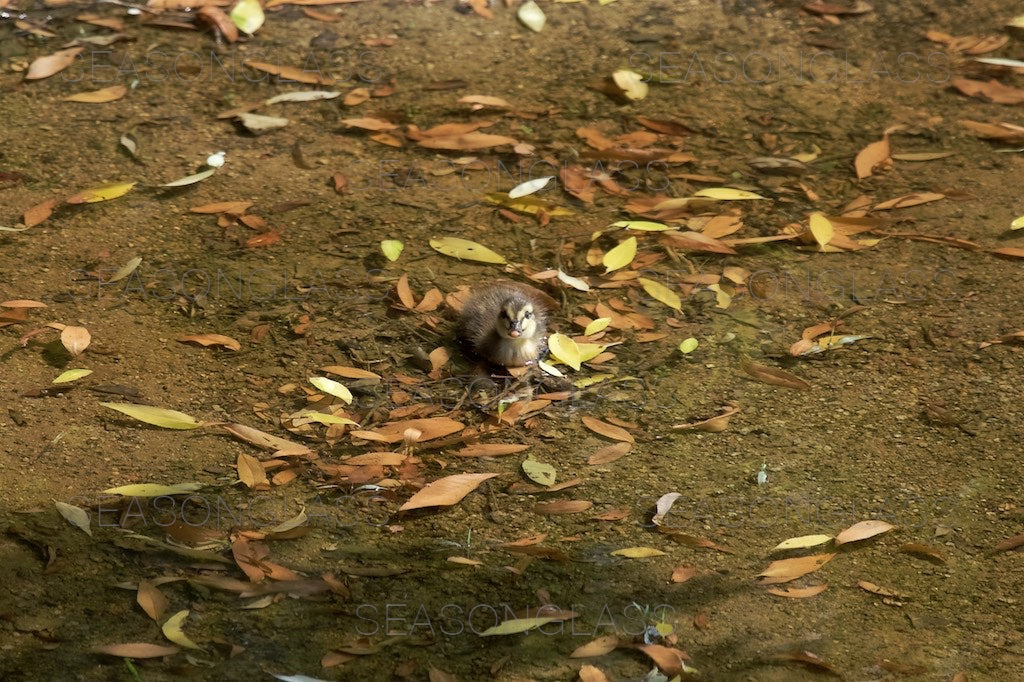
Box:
left=508, top=327, right=522, bottom=338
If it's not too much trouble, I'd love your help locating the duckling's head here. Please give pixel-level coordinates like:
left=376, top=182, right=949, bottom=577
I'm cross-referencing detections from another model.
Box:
left=496, top=296, right=539, bottom=340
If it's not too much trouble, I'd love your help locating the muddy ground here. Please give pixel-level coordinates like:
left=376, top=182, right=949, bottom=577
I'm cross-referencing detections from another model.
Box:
left=1, top=0, right=1024, bottom=680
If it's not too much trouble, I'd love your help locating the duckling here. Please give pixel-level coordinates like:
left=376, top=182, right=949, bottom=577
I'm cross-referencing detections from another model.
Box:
left=458, top=282, right=557, bottom=368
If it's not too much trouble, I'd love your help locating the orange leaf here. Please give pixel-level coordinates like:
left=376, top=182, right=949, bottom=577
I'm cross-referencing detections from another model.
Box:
left=23, top=198, right=58, bottom=227
left=136, top=580, right=169, bottom=622
left=237, top=453, right=269, bottom=490
left=243, top=60, right=334, bottom=85
left=398, top=472, right=500, bottom=511
left=854, top=136, right=890, bottom=179
left=534, top=500, right=593, bottom=515
left=834, top=519, right=894, bottom=545
left=757, top=553, right=836, bottom=584
left=60, top=325, right=91, bottom=356
left=63, top=84, right=127, bottom=103
left=581, top=416, right=634, bottom=443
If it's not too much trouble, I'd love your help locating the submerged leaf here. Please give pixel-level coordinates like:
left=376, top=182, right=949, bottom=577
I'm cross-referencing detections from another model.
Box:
left=398, top=473, right=500, bottom=511
left=100, top=402, right=204, bottom=429
left=66, top=181, right=136, bottom=204
left=429, top=237, right=506, bottom=264
left=602, top=237, right=637, bottom=273
left=380, top=239, right=404, bottom=261
left=55, top=500, right=92, bottom=536
left=309, top=376, right=353, bottom=404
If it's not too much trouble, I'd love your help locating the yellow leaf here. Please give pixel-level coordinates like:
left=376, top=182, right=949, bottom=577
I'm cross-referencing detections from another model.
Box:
left=611, top=546, right=667, bottom=558
left=103, top=483, right=204, bottom=497
left=296, top=410, right=358, bottom=426
left=1012, top=215, right=1024, bottom=230
left=429, top=237, right=507, bottom=264
left=708, top=283, right=731, bottom=309
left=808, top=212, right=834, bottom=249
left=161, top=610, right=205, bottom=651
left=380, top=239, right=404, bottom=261
left=66, top=181, right=136, bottom=204
left=309, top=376, right=353, bottom=404
left=678, top=338, right=698, bottom=354
left=602, top=236, right=637, bottom=273
left=575, top=342, right=609, bottom=364
left=611, top=220, right=671, bottom=231
left=522, top=455, right=556, bottom=486
left=583, top=318, right=611, bottom=336
left=53, top=368, right=92, bottom=384
left=230, top=0, right=265, bottom=34
left=547, top=333, right=582, bottom=370
left=479, top=617, right=559, bottom=637
left=693, top=187, right=767, bottom=200
left=771, top=534, right=834, bottom=552
left=484, top=193, right=573, bottom=216
left=638, top=277, right=681, bottom=311
left=100, top=402, right=204, bottom=430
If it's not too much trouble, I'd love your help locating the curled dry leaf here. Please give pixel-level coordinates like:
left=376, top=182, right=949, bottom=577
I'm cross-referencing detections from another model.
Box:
left=835, top=519, right=895, bottom=545
left=137, top=580, right=169, bottom=622
left=992, top=532, right=1024, bottom=553
left=398, top=472, right=500, bottom=511
left=534, top=500, right=593, bottom=515
left=570, top=634, right=620, bottom=658
left=635, top=644, right=690, bottom=677
left=898, top=542, right=946, bottom=564
left=854, top=132, right=891, bottom=179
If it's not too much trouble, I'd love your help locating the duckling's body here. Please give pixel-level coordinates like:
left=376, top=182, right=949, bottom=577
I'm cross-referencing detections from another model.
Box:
left=458, top=282, right=556, bottom=367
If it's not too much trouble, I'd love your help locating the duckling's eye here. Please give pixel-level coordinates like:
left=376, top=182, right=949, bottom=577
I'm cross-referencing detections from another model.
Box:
left=523, top=311, right=532, bottom=319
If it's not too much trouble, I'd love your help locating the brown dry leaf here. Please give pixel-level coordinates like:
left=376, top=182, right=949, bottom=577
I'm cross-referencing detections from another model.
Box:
left=951, top=77, right=1024, bottom=105
left=578, top=664, right=610, bottom=682
left=90, top=643, right=179, bottom=658
left=219, top=423, right=312, bottom=456
left=592, top=508, right=629, bottom=521
left=244, top=60, right=334, bottom=85
left=899, top=542, right=946, bottom=564
left=190, top=201, right=253, bottom=214
left=61, top=325, right=91, bottom=356
left=835, top=519, right=894, bottom=545
left=395, top=273, right=416, bottom=309
left=581, top=416, right=634, bottom=443
left=854, top=134, right=891, bottom=179
left=427, top=665, right=459, bottom=682
left=635, top=644, right=690, bottom=676
left=23, top=198, right=58, bottom=228
left=768, top=650, right=840, bottom=676
left=992, top=532, right=1024, bottom=553
left=417, top=132, right=517, bottom=151
left=757, top=553, right=836, bottom=584
left=63, top=84, right=127, bottom=103
left=959, top=119, right=1024, bottom=143
left=872, top=192, right=945, bottom=210
left=534, top=500, right=593, bottom=515
left=237, top=453, right=269, bottom=490
left=856, top=580, right=903, bottom=598
left=342, top=117, right=399, bottom=131
left=576, top=126, right=616, bottom=150
left=587, top=442, right=631, bottom=465
left=559, top=164, right=596, bottom=204
left=764, top=584, right=828, bottom=598
left=344, top=87, right=370, bottom=106
left=343, top=452, right=405, bottom=466
left=136, top=580, right=169, bottom=622
left=415, top=288, right=444, bottom=313
left=455, top=443, right=529, bottom=457
left=177, top=334, right=241, bottom=351
left=427, top=346, right=449, bottom=378
left=670, top=565, right=696, bottom=584
left=741, top=358, right=810, bottom=390
left=2, top=299, right=47, bottom=308
left=459, top=94, right=511, bottom=110
left=25, top=47, right=83, bottom=80
left=570, top=634, right=620, bottom=658
left=354, top=417, right=464, bottom=443
left=196, top=6, right=238, bottom=42
left=321, top=365, right=381, bottom=380
left=989, top=246, right=1024, bottom=259
left=398, top=472, right=500, bottom=511
left=634, top=115, right=692, bottom=136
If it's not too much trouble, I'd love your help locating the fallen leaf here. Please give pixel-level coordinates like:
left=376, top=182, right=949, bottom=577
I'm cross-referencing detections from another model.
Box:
left=835, top=519, right=895, bottom=545
left=53, top=368, right=92, bottom=384
left=764, top=584, right=828, bottom=598
left=23, top=198, right=58, bottom=228
left=25, top=47, right=83, bottom=80
left=898, top=542, right=945, bottom=564
left=602, top=237, right=637, bottom=273
left=429, top=237, right=506, bottom=264
left=399, top=473, right=500, bottom=511
left=309, top=376, right=353, bottom=404
left=177, top=334, right=241, bottom=351
left=100, top=402, right=204, bottom=430
left=570, top=635, right=620, bottom=658
left=952, top=77, right=1024, bottom=105
left=587, top=442, right=631, bottom=465
left=417, top=131, right=517, bottom=151
left=237, top=453, right=269, bottom=489
left=161, top=610, right=205, bottom=651
left=638, top=277, right=681, bottom=310
left=60, top=326, right=91, bottom=356
left=55, top=500, right=91, bottom=536
left=757, top=553, right=836, bottom=584
left=636, top=644, right=689, bottom=676
left=741, top=358, right=811, bottom=390
left=63, top=85, right=126, bottom=103
left=534, top=500, right=593, bottom=514
left=89, top=643, right=180, bottom=658
left=771, top=534, right=833, bottom=552
left=137, top=580, right=169, bottom=622
left=581, top=416, right=634, bottom=443
left=611, top=546, right=666, bottom=558
left=479, top=616, right=560, bottom=637
left=66, top=181, right=136, bottom=204
left=162, top=168, right=217, bottom=187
